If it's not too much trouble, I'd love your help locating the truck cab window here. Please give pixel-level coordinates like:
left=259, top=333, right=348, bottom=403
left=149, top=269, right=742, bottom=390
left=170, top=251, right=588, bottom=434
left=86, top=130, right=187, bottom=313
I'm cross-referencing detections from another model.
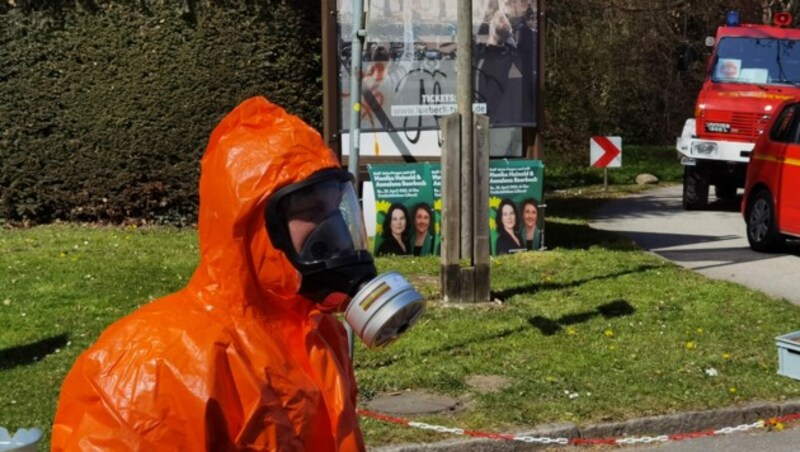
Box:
left=713, top=37, right=800, bottom=85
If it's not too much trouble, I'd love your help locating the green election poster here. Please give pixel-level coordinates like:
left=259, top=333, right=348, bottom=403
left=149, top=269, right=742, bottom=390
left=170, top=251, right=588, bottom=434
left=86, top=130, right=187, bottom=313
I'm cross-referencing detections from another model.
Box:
left=429, top=163, right=442, bottom=256
left=488, top=160, right=545, bottom=255
left=368, top=163, right=437, bottom=257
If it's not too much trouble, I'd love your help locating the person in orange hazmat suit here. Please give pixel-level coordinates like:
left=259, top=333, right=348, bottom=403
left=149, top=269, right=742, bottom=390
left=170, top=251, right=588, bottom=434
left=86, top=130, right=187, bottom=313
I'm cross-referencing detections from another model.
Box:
left=51, top=96, right=399, bottom=451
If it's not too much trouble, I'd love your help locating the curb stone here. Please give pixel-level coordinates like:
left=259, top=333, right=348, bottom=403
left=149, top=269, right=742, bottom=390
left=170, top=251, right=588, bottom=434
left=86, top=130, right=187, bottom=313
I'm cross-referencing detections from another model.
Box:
left=370, top=400, right=800, bottom=451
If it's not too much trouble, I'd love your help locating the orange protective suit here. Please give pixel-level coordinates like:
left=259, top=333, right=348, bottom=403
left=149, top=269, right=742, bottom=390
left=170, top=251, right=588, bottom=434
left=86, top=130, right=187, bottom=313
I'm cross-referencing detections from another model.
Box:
left=52, top=97, right=365, bottom=451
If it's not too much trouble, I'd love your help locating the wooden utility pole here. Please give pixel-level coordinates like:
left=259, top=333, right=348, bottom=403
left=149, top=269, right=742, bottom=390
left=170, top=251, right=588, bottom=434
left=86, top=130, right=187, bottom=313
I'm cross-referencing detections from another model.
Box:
left=441, top=0, right=490, bottom=303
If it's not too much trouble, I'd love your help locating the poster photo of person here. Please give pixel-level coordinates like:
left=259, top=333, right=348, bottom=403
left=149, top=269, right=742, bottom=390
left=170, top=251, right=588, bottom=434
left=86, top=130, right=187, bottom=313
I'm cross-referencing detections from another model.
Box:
left=376, top=202, right=412, bottom=256
left=494, top=198, right=525, bottom=255
left=473, top=0, right=538, bottom=127
left=519, top=197, right=541, bottom=251
left=410, top=201, right=438, bottom=256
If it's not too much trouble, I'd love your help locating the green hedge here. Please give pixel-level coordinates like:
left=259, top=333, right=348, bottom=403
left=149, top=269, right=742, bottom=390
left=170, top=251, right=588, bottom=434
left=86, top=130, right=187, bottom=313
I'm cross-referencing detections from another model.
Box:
left=0, top=1, right=322, bottom=225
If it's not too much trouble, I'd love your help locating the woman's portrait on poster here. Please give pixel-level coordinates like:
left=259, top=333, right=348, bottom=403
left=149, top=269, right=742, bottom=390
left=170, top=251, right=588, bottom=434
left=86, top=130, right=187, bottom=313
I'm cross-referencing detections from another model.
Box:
left=376, top=202, right=410, bottom=256
left=495, top=198, right=525, bottom=255
left=519, top=197, right=541, bottom=251
left=410, top=202, right=436, bottom=256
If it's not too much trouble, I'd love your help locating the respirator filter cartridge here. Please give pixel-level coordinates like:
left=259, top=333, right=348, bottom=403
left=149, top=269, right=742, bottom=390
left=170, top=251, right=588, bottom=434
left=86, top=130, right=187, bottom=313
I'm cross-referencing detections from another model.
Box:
left=344, top=271, right=425, bottom=348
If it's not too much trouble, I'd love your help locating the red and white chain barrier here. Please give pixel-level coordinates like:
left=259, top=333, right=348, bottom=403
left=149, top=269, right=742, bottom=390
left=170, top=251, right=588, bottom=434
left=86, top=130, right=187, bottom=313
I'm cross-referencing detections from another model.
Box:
left=358, top=410, right=800, bottom=447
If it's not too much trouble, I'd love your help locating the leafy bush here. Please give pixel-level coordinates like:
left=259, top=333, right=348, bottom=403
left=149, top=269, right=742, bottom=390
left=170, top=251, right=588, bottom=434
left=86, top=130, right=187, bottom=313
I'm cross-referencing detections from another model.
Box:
left=0, top=1, right=322, bottom=225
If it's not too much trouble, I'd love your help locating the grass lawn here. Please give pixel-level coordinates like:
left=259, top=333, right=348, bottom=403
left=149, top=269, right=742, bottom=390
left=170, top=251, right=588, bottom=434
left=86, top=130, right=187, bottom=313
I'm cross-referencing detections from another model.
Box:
left=3, top=146, right=800, bottom=448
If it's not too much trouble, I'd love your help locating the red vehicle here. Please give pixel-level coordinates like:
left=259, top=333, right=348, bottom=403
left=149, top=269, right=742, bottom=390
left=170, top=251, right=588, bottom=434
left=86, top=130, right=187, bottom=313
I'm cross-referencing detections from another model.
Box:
left=743, top=99, right=800, bottom=251
left=676, top=11, right=800, bottom=210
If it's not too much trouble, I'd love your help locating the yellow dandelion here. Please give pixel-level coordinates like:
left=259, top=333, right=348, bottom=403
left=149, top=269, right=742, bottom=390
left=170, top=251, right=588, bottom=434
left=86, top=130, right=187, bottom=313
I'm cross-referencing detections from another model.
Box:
left=59, top=252, right=67, bottom=258
left=685, top=341, right=696, bottom=350
left=722, top=352, right=731, bottom=360
left=728, top=387, right=737, bottom=394
left=696, top=327, right=704, bottom=334
left=566, top=326, right=577, bottom=336
left=489, top=197, right=501, bottom=209
left=604, top=329, right=614, bottom=338
left=545, top=376, right=557, bottom=383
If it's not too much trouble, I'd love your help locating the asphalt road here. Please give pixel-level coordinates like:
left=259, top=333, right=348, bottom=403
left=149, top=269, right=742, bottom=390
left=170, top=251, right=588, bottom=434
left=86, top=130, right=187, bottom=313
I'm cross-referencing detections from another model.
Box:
left=590, top=184, right=800, bottom=306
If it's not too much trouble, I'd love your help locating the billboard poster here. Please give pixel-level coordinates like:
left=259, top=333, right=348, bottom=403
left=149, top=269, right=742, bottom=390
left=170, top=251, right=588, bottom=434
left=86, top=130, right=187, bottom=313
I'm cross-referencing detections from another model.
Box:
left=488, top=159, right=544, bottom=255
left=368, top=160, right=544, bottom=257
left=367, top=163, right=439, bottom=257
left=337, top=0, right=539, bottom=143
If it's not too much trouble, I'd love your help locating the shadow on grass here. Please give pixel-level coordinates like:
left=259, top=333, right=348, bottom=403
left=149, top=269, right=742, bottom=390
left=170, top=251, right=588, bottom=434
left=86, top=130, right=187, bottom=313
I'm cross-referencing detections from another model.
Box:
left=0, top=334, right=69, bottom=370
left=543, top=193, right=641, bottom=251
left=491, top=264, right=659, bottom=302
left=359, top=299, right=638, bottom=370
left=359, top=322, right=534, bottom=369
left=544, top=219, right=642, bottom=250
left=546, top=194, right=617, bottom=221
left=528, top=299, right=635, bottom=336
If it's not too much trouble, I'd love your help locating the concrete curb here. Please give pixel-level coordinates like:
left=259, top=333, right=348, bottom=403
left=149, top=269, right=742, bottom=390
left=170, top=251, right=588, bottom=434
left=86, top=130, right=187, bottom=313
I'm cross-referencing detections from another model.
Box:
left=371, top=400, right=800, bottom=451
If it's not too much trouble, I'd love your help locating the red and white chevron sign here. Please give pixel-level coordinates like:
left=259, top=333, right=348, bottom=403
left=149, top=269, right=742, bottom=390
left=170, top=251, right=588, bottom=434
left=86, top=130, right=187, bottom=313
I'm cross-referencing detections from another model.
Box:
left=590, top=136, right=622, bottom=168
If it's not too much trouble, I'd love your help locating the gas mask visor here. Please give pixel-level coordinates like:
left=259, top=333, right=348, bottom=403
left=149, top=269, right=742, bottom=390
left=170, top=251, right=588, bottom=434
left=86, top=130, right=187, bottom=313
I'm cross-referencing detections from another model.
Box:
left=267, top=169, right=370, bottom=268
left=266, top=168, right=425, bottom=348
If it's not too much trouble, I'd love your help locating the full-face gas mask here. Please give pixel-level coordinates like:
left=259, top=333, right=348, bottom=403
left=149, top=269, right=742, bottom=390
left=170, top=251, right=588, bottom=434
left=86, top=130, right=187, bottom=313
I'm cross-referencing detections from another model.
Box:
left=265, top=168, right=425, bottom=348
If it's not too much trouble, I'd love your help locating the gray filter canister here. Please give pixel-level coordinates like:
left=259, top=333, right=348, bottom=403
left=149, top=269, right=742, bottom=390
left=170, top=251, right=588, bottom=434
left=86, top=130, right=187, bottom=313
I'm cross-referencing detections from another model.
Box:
left=344, top=271, right=425, bottom=348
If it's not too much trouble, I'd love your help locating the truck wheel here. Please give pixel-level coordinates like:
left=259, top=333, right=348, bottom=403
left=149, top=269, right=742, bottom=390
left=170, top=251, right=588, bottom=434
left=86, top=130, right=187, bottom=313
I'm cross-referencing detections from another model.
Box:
left=746, top=189, right=785, bottom=252
left=715, top=182, right=737, bottom=200
left=683, top=166, right=709, bottom=210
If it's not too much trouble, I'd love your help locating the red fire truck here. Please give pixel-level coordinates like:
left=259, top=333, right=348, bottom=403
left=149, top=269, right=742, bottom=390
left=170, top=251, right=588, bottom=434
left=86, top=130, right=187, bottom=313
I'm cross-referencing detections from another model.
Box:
left=676, top=11, right=800, bottom=209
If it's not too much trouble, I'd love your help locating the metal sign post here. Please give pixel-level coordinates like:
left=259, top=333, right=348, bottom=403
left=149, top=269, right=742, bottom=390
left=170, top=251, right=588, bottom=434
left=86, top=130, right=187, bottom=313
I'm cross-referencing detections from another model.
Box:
left=347, top=0, right=366, bottom=188
left=590, top=136, right=623, bottom=193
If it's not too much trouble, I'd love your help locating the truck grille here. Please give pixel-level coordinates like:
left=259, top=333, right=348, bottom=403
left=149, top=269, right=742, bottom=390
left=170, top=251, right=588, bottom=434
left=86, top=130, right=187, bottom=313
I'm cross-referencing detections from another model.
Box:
left=702, top=111, right=760, bottom=141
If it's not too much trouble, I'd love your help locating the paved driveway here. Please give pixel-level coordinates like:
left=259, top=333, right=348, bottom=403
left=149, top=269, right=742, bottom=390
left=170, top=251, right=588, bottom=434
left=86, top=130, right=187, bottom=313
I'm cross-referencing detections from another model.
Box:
left=590, top=185, right=800, bottom=306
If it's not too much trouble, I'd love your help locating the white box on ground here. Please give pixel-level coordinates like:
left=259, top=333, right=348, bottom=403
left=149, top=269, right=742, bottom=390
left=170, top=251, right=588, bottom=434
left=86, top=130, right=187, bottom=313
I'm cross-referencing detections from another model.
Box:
left=776, top=331, right=800, bottom=380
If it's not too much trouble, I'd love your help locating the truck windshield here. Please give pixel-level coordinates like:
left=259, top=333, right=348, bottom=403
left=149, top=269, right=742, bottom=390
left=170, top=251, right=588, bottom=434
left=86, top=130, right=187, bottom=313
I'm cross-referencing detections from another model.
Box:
left=711, top=37, right=800, bottom=85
